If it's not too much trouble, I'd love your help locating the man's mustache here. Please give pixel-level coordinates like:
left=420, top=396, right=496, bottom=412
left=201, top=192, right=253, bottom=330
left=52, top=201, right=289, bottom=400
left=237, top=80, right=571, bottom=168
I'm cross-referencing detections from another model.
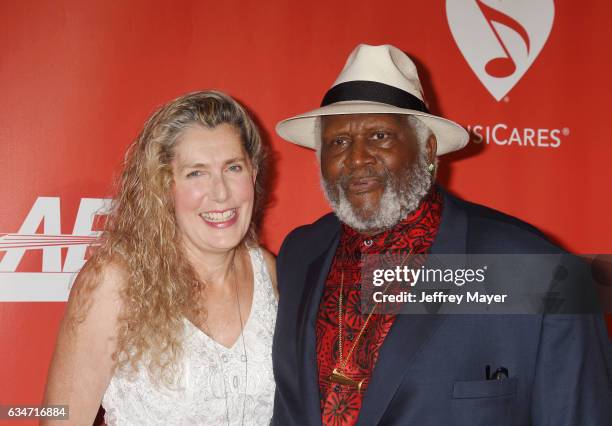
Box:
left=338, top=167, right=390, bottom=191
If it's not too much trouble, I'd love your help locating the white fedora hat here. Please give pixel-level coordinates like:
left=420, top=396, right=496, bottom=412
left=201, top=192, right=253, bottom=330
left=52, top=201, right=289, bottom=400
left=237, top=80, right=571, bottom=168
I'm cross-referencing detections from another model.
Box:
left=276, top=44, right=469, bottom=155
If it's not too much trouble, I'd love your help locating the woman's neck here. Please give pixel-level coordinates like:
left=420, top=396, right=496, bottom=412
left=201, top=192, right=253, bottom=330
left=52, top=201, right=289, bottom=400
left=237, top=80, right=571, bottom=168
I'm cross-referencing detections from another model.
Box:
left=190, top=247, right=249, bottom=290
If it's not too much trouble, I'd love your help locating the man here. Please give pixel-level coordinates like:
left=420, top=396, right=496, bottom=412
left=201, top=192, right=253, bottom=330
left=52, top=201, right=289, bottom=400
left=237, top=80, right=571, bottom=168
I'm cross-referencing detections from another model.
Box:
left=272, top=44, right=611, bottom=425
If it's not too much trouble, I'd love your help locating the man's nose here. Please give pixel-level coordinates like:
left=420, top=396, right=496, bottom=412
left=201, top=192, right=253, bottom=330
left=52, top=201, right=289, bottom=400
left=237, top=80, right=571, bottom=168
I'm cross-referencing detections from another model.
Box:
left=210, top=174, right=230, bottom=202
left=347, top=137, right=375, bottom=168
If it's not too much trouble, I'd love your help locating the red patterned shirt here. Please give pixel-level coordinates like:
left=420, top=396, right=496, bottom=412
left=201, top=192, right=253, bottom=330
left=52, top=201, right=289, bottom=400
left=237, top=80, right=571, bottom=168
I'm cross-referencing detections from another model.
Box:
left=316, top=188, right=443, bottom=426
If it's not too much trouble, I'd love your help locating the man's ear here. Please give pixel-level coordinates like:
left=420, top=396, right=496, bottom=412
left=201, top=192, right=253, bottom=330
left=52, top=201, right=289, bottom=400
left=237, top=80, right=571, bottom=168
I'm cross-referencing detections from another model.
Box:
left=426, top=134, right=437, bottom=164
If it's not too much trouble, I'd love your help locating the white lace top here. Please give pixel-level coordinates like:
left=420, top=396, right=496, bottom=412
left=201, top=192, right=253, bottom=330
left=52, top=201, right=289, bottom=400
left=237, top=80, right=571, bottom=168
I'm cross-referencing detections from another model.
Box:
left=102, top=248, right=277, bottom=425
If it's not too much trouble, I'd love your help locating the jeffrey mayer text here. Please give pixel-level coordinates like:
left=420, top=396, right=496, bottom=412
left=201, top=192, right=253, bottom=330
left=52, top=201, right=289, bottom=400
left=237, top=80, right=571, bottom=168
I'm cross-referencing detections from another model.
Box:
left=373, top=291, right=507, bottom=305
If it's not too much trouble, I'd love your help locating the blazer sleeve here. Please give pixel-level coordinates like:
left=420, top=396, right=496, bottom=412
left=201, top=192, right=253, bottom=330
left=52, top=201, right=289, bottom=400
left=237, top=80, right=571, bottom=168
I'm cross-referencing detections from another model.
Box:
left=275, top=226, right=302, bottom=298
left=530, top=313, right=612, bottom=424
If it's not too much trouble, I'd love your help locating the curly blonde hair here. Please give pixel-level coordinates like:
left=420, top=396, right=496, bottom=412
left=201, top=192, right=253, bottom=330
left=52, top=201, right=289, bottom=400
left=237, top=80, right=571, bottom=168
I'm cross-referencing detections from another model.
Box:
left=73, top=91, right=265, bottom=385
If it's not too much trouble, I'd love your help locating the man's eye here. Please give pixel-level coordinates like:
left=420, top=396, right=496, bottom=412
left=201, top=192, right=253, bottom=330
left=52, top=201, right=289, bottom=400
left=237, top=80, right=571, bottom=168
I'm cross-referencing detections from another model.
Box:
left=332, top=137, right=347, bottom=146
left=373, top=131, right=388, bottom=140
left=228, top=164, right=243, bottom=172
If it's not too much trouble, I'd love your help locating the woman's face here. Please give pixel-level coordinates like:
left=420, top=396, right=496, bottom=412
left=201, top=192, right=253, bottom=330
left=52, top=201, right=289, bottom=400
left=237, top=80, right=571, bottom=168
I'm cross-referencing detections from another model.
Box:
left=171, top=123, right=256, bottom=257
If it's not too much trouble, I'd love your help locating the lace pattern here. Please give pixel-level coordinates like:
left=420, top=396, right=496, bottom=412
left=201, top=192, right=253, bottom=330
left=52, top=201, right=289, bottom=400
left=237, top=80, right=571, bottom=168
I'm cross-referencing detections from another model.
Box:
left=102, top=248, right=277, bottom=425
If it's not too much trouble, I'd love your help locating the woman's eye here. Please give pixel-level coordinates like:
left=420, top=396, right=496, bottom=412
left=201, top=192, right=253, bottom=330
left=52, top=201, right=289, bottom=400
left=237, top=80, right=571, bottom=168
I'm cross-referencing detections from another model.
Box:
left=186, top=170, right=202, bottom=178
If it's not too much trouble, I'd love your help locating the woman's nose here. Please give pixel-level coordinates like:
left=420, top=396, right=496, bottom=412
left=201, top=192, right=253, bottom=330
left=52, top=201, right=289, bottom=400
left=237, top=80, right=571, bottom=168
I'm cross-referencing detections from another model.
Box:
left=210, top=174, right=230, bottom=202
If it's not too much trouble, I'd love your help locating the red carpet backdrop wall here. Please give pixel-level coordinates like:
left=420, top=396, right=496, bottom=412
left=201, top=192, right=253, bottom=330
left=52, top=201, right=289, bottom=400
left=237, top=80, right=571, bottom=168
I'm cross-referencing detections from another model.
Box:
left=1, top=0, right=610, bottom=419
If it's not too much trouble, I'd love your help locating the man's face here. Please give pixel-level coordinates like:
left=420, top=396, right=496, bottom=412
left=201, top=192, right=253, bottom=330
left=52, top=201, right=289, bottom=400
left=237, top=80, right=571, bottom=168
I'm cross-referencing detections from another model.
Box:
left=320, top=113, right=434, bottom=234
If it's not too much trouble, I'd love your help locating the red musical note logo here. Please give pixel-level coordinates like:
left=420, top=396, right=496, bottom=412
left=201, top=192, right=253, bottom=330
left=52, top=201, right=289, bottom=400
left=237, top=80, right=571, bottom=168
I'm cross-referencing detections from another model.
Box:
left=476, top=0, right=531, bottom=78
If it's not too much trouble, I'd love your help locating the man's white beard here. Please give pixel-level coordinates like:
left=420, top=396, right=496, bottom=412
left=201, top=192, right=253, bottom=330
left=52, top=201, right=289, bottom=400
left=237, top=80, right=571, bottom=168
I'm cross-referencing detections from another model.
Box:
left=321, top=149, right=433, bottom=233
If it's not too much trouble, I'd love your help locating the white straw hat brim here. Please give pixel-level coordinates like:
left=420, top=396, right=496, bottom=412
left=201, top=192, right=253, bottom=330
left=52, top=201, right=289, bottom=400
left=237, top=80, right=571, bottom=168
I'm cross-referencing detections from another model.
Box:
left=276, top=101, right=468, bottom=156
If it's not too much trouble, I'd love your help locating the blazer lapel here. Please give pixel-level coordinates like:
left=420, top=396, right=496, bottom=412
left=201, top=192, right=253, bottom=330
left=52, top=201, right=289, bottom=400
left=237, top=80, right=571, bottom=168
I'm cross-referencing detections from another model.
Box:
left=356, top=190, right=468, bottom=425
left=297, top=227, right=341, bottom=426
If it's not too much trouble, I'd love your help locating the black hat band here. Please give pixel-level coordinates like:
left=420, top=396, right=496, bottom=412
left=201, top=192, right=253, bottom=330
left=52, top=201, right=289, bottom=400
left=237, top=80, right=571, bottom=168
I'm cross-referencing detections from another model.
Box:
left=320, top=80, right=429, bottom=113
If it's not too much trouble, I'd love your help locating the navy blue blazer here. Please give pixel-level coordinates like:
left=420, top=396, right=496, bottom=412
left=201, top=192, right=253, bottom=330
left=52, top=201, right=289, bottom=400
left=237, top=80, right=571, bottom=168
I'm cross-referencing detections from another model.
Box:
left=272, top=190, right=612, bottom=425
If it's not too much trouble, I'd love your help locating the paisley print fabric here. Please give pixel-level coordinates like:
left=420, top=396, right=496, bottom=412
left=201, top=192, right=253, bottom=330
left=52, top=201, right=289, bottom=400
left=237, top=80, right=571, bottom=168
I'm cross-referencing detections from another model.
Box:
left=316, top=189, right=443, bottom=426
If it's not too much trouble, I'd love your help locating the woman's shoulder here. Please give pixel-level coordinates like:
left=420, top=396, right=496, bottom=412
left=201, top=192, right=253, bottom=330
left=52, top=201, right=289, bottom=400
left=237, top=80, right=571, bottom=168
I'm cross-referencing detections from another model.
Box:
left=253, top=246, right=277, bottom=299
left=258, top=247, right=276, bottom=267
left=73, top=256, right=127, bottom=295
left=66, top=256, right=128, bottom=325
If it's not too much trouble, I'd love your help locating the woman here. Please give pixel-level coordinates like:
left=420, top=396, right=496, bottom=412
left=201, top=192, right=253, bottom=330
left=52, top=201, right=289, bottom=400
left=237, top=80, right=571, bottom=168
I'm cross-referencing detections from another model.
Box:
left=43, top=91, right=278, bottom=425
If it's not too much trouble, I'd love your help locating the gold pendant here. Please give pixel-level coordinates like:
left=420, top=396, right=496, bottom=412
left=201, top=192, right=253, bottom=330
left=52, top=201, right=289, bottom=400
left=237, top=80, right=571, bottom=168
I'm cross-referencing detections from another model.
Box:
left=329, top=367, right=364, bottom=391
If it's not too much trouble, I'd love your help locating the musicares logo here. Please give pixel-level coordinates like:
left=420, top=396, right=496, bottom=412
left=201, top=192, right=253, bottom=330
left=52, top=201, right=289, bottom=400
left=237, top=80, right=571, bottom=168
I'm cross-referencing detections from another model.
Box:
left=446, top=0, right=555, bottom=101
left=0, top=197, right=111, bottom=301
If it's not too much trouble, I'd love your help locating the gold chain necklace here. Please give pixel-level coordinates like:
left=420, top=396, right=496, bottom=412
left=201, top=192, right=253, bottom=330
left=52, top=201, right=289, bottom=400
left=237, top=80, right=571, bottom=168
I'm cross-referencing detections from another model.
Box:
left=329, top=249, right=412, bottom=391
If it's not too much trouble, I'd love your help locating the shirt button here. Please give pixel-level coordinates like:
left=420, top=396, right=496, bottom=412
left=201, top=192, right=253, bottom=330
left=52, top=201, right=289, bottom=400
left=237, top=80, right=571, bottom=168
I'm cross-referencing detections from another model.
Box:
left=346, top=333, right=354, bottom=341
left=240, top=354, right=247, bottom=362
left=334, top=384, right=342, bottom=393
left=364, top=239, right=373, bottom=247
left=221, top=354, right=229, bottom=363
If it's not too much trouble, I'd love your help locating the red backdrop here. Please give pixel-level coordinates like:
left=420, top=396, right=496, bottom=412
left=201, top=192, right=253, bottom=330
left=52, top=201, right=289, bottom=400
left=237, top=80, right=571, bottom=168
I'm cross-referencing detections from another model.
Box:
left=1, top=0, right=610, bottom=420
